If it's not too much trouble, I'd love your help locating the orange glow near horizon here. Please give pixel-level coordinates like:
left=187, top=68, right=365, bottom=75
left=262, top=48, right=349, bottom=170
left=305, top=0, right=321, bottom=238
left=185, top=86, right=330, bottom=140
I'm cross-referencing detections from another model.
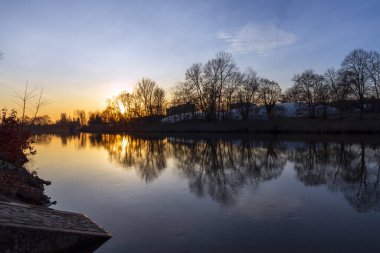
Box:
left=47, top=82, right=134, bottom=121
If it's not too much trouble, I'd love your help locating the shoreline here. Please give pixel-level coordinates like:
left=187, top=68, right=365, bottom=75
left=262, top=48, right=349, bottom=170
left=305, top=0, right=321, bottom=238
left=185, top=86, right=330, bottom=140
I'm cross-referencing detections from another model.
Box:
left=78, top=115, right=380, bottom=134
left=0, top=160, right=111, bottom=252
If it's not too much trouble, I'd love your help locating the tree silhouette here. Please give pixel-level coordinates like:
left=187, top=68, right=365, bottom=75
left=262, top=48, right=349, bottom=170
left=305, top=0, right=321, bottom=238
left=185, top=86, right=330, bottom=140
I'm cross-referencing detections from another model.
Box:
left=291, top=70, right=325, bottom=118
left=258, top=78, right=282, bottom=118
left=341, top=49, right=371, bottom=118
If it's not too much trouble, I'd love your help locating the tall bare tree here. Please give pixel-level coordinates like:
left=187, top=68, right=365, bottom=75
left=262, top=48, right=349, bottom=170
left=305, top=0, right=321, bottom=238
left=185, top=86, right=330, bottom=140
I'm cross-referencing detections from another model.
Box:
left=74, top=109, right=87, bottom=126
left=315, top=75, right=331, bottom=118
left=292, top=70, right=324, bottom=118
left=116, top=91, right=134, bottom=119
left=237, top=68, right=259, bottom=119
left=184, top=63, right=206, bottom=116
left=14, top=83, right=49, bottom=133
left=324, top=68, right=350, bottom=119
left=184, top=52, right=237, bottom=120
left=366, top=51, right=380, bottom=99
left=135, top=78, right=157, bottom=116
left=223, top=71, right=243, bottom=118
left=170, top=82, right=195, bottom=107
left=258, top=78, right=282, bottom=118
left=341, top=49, right=371, bottom=118
left=282, top=86, right=300, bottom=103
left=152, top=87, right=166, bottom=115
left=205, top=51, right=237, bottom=119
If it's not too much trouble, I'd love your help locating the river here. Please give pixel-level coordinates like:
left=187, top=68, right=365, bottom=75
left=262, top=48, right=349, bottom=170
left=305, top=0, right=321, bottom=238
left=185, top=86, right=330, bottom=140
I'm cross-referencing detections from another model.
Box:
left=30, top=133, right=380, bottom=253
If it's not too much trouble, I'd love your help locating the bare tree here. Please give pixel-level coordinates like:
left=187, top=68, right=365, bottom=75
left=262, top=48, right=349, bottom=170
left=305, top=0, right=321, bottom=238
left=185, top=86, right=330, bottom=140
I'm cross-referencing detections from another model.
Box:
left=315, top=75, right=331, bottom=118
left=282, top=86, right=300, bottom=103
left=324, top=68, right=350, bottom=119
left=341, top=49, right=371, bottom=118
left=184, top=63, right=208, bottom=118
left=184, top=52, right=237, bottom=120
left=292, top=70, right=324, bottom=118
left=74, top=109, right=87, bottom=126
left=13, top=83, right=49, bottom=133
left=203, top=52, right=237, bottom=119
left=237, top=68, right=259, bottom=119
left=152, top=87, right=166, bottom=115
left=223, top=70, right=243, bottom=118
left=131, top=92, right=143, bottom=118
left=135, top=78, right=157, bottom=116
left=366, top=51, right=380, bottom=99
left=116, top=91, right=134, bottom=119
left=101, top=100, right=119, bottom=124
left=258, top=78, right=282, bottom=118
left=170, top=82, right=195, bottom=107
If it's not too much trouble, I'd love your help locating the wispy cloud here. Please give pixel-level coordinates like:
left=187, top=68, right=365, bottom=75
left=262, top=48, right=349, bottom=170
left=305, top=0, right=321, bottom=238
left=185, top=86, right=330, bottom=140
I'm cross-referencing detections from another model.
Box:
left=217, top=24, right=297, bottom=54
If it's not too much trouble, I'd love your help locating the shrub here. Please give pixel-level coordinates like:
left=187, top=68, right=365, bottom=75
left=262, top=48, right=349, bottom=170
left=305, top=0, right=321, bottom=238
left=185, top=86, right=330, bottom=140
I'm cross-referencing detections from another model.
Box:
left=0, top=109, right=35, bottom=165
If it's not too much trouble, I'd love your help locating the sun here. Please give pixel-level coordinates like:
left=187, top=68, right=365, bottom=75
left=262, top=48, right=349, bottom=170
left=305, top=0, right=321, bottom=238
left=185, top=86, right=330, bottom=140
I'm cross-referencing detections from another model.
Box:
left=104, top=83, right=134, bottom=100
left=117, top=101, right=126, bottom=114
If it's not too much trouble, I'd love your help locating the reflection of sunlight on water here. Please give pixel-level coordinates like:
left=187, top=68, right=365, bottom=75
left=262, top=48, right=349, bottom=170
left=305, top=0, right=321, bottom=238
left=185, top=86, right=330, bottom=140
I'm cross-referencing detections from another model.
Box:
left=32, top=134, right=380, bottom=213
left=121, top=136, right=128, bottom=154
left=28, top=134, right=380, bottom=253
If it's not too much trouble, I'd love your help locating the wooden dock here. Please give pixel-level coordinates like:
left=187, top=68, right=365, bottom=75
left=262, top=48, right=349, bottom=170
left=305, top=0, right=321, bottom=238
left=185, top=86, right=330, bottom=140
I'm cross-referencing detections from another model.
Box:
left=0, top=201, right=111, bottom=253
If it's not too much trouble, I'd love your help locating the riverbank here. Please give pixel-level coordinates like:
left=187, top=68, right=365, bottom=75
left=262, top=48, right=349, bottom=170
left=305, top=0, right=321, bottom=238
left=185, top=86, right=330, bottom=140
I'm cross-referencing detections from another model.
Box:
left=80, top=113, right=380, bottom=134
left=0, top=159, right=111, bottom=252
left=0, top=160, right=52, bottom=206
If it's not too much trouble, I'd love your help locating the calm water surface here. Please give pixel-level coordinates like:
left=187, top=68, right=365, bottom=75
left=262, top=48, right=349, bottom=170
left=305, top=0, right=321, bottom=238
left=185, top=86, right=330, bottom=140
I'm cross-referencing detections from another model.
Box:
left=30, top=134, right=380, bottom=253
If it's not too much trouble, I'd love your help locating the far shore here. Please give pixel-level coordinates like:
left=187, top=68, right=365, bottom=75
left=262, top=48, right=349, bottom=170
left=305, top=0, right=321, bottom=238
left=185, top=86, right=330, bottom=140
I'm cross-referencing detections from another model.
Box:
left=78, top=114, right=380, bottom=134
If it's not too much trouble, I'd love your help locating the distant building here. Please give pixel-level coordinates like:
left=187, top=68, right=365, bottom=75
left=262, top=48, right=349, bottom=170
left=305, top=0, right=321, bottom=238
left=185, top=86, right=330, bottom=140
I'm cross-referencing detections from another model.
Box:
left=229, top=102, right=255, bottom=110
left=166, top=103, right=196, bottom=116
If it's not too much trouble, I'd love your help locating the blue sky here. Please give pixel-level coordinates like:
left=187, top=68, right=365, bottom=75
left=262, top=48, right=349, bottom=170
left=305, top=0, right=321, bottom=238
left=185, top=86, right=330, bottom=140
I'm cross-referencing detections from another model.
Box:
left=0, top=0, right=379, bottom=119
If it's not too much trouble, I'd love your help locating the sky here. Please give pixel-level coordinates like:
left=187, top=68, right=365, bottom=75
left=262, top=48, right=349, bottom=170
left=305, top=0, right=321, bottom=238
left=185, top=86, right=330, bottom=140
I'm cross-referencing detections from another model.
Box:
left=1, top=0, right=380, bottom=120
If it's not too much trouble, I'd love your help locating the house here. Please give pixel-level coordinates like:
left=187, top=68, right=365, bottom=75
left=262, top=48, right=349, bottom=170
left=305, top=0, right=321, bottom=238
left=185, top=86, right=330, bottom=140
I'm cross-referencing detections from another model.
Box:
left=166, top=103, right=195, bottom=116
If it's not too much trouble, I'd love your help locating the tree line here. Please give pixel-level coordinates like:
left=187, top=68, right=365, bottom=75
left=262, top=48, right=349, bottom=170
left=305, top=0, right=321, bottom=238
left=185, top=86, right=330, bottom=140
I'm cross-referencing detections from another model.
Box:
left=85, top=78, right=166, bottom=126
left=285, top=49, right=380, bottom=118
left=172, top=51, right=282, bottom=120
left=173, top=49, right=380, bottom=120
left=52, top=48, right=380, bottom=126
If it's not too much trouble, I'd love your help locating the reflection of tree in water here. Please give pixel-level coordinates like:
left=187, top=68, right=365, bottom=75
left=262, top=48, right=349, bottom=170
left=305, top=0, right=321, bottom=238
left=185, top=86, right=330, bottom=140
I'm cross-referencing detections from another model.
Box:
left=86, top=135, right=287, bottom=205
left=91, top=135, right=167, bottom=182
left=168, top=138, right=286, bottom=205
left=31, top=134, right=54, bottom=145
left=337, top=145, right=380, bottom=212
left=59, top=133, right=85, bottom=149
left=52, top=133, right=380, bottom=211
left=293, top=142, right=330, bottom=186
left=32, top=133, right=88, bottom=149
left=292, top=142, right=380, bottom=212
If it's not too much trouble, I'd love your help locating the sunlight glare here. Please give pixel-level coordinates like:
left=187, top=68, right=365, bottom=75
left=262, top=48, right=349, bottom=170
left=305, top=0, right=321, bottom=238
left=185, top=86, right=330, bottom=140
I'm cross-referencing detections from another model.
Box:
left=118, top=101, right=126, bottom=114
left=121, top=137, right=128, bottom=155
left=105, top=83, right=133, bottom=100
